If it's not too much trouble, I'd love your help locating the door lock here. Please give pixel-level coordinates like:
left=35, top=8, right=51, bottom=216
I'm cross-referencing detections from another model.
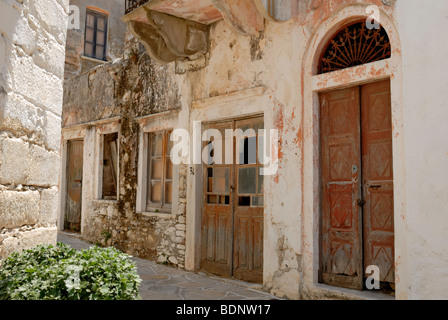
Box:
left=357, top=199, right=366, bottom=207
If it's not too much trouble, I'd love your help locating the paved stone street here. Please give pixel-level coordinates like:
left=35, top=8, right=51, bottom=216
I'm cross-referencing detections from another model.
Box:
left=57, top=232, right=280, bottom=300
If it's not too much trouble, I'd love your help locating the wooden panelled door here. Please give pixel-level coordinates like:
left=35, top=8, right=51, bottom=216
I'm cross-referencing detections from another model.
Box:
left=65, top=140, right=84, bottom=232
left=320, top=79, right=394, bottom=291
left=202, top=116, right=264, bottom=283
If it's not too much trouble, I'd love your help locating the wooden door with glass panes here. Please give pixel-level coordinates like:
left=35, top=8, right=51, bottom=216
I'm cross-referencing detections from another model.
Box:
left=201, top=116, right=264, bottom=283
left=202, top=121, right=233, bottom=278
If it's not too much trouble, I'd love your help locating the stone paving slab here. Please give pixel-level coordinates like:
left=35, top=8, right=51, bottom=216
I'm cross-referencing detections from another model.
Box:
left=57, top=232, right=280, bottom=301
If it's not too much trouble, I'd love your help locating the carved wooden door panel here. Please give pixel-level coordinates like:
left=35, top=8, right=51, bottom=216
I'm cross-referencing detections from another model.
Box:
left=320, top=87, right=364, bottom=290
left=320, top=80, right=395, bottom=291
left=361, top=80, right=395, bottom=285
left=65, top=140, right=84, bottom=232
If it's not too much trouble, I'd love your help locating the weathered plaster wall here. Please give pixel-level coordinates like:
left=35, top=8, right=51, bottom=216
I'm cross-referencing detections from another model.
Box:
left=184, top=16, right=304, bottom=299
left=65, top=0, right=126, bottom=78
left=183, top=0, right=448, bottom=301
left=0, top=0, right=69, bottom=259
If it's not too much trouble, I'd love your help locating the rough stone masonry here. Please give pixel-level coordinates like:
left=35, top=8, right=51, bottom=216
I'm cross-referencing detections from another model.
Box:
left=0, top=0, right=69, bottom=259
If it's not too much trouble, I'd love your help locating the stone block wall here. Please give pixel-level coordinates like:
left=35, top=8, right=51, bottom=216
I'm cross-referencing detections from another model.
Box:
left=0, top=0, right=68, bottom=259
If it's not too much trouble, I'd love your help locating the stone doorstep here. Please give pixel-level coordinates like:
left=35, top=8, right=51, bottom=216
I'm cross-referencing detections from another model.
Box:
left=58, top=230, right=83, bottom=240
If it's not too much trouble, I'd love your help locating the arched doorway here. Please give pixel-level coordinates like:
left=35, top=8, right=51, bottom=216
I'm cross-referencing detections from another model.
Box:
left=318, top=20, right=394, bottom=292
left=301, top=6, right=405, bottom=297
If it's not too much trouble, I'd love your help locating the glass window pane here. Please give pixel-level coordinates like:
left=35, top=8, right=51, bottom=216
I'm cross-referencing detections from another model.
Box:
left=207, top=168, right=213, bottom=192
left=96, top=31, right=105, bottom=45
left=238, top=167, right=256, bottom=194
left=151, top=133, right=163, bottom=157
left=84, top=42, right=93, bottom=57
left=85, top=28, right=94, bottom=42
left=151, top=159, right=163, bottom=180
left=165, top=157, right=173, bottom=180
left=166, top=132, right=173, bottom=155
left=86, top=13, right=95, bottom=27
left=151, top=182, right=162, bottom=203
left=257, top=171, right=264, bottom=194
left=102, top=133, right=118, bottom=200
left=258, top=132, right=265, bottom=165
left=239, top=196, right=251, bottom=206
left=238, top=137, right=257, bottom=165
left=95, top=45, right=104, bottom=60
left=165, top=182, right=172, bottom=204
left=252, top=196, right=264, bottom=207
left=213, top=167, right=230, bottom=194
left=204, top=141, right=214, bottom=165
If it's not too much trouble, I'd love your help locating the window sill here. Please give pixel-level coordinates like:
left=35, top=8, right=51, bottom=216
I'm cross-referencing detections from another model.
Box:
left=140, top=211, right=176, bottom=219
left=93, top=199, right=118, bottom=205
left=81, top=55, right=108, bottom=64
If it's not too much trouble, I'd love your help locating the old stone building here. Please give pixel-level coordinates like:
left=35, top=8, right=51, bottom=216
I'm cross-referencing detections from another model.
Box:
left=60, top=0, right=448, bottom=300
left=0, top=0, right=69, bottom=258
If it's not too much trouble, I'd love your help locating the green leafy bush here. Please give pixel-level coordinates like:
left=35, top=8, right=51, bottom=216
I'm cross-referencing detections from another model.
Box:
left=0, top=243, right=142, bottom=300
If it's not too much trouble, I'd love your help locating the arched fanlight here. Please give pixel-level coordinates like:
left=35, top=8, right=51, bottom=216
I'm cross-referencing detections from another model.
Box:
left=319, top=21, right=391, bottom=74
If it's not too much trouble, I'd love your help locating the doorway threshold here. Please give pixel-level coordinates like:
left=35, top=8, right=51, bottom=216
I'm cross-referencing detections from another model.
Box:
left=303, top=283, right=395, bottom=300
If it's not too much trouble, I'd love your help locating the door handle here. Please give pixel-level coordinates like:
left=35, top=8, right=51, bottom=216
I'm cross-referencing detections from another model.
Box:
left=369, top=185, right=381, bottom=190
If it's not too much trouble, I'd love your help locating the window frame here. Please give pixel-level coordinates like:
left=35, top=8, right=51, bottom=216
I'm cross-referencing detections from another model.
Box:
left=146, top=130, right=173, bottom=213
left=84, top=9, right=108, bottom=61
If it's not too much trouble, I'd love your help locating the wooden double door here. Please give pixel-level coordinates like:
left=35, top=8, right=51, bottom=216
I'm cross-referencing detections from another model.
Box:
left=320, top=80, right=395, bottom=290
left=201, top=116, right=264, bottom=283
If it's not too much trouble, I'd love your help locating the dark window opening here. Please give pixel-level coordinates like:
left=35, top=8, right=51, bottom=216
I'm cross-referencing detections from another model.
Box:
left=239, top=196, right=251, bottom=207
left=102, top=133, right=118, bottom=200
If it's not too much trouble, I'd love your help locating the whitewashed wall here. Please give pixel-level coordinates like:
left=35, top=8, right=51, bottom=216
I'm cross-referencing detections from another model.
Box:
left=395, top=0, right=448, bottom=300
